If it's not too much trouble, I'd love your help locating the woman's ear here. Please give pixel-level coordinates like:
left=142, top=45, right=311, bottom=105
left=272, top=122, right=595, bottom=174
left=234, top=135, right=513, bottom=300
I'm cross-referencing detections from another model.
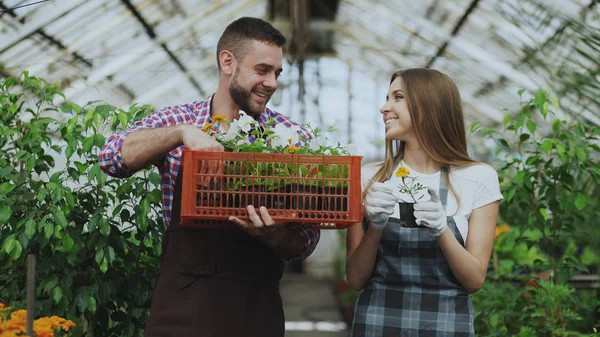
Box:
left=219, top=50, right=236, bottom=76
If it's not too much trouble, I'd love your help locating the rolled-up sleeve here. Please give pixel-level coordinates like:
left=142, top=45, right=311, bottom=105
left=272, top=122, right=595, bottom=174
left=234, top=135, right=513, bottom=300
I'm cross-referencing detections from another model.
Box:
left=99, top=105, right=194, bottom=178
left=283, top=225, right=320, bottom=261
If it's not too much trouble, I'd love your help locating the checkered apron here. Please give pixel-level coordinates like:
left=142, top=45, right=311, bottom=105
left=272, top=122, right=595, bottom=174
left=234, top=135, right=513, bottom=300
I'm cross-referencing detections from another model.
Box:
left=351, top=174, right=474, bottom=337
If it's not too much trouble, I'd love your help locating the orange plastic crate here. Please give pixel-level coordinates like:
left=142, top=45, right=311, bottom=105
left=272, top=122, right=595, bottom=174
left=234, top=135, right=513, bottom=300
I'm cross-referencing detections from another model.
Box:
left=180, top=150, right=363, bottom=229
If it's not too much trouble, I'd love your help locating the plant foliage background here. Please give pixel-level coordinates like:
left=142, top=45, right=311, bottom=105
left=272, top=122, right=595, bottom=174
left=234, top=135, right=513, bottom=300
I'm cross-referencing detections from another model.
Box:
left=0, top=72, right=164, bottom=336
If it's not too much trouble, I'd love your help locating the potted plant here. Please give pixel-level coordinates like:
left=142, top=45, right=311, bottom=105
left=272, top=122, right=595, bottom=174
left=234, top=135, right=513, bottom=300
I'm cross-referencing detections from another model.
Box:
left=394, top=164, right=427, bottom=228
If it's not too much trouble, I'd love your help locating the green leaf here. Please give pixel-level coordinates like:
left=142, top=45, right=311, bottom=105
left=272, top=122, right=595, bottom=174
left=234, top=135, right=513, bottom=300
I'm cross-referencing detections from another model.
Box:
left=99, top=218, right=110, bottom=236
left=534, top=90, right=547, bottom=110
left=575, top=147, right=587, bottom=162
left=87, top=295, right=97, bottom=312
left=106, top=246, right=116, bottom=263
left=83, top=136, right=94, bottom=152
left=44, top=222, right=54, bottom=240
left=118, top=112, right=128, bottom=128
left=0, top=204, right=12, bottom=223
left=0, top=182, right=16, bottom=195
left=541, top=101, right=549, bottom=118
left=44, top=278, right=58, bottom=291
left=10, top=240, right=22, bottom=260
left=490, top=313, right=499, bottom=327
left=37, top=188, right=47, bottom=202
left=84, top=108, right=95, bottom=125
left=53, top=286, right=63, bottom=304
left=503, top=115, right=512, bottom=125
left=62, top=235, right=74, bottom=251
left=540, top=139, right=553, bottom=153
left=3, top=234, right=15, bottom=255
left=96, top=104, right=113, bottom=118
left=539, top=208, right=548, bottom=221
left=526, top=120, right=537, bottom=134
left=518, top=88, right=525, bottom=97
left=99, top=257, right=108, bottom=274
left=24, top=218, right=36, bottom=239
left=552, top=119, right=561, bottom=134
left=93, top=134, right=106, bottom=148
left=53, top=225, right=63, bottom=239
left=549, top=95, right=560, bottom=108
left=65, top=142, right=75, bottom=159
left=574, top=194, right=586, bottom=211
left=95, top=249, right=104, bottom=264
left=54, top=209, right=68, bottom=228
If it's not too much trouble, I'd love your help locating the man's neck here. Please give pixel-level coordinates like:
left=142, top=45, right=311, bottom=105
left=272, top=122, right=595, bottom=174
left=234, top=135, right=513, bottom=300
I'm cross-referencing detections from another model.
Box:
left=211, top=86, right=240, bottom=122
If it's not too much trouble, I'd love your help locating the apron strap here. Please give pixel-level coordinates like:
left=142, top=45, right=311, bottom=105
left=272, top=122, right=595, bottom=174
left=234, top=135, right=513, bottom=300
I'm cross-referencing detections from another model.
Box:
left=439, top=169, right=449, bottom=212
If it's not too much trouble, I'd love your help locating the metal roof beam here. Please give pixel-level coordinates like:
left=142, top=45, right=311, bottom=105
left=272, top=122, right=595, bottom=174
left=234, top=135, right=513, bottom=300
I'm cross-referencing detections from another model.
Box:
left=425, top=0, right=480, bottom=68
left=120, top=0, right=205, bottom=97
left=0, top=0, right=84, bottom=54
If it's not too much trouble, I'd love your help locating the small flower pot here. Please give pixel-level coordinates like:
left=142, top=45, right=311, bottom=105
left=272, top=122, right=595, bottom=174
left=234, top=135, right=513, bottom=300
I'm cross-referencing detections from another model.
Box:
left=398, top=202, right=419, bottom=228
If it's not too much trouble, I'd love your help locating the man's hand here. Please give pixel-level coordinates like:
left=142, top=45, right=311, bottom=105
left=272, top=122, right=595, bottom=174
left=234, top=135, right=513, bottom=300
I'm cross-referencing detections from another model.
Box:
left=229, top=205, right=288, bottom=245
left=180, top=125, right=224, bottom=151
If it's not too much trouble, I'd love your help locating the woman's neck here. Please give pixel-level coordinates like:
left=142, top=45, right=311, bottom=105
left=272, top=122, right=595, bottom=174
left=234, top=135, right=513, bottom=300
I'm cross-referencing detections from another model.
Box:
left=402, top=141, right=440, bottom=174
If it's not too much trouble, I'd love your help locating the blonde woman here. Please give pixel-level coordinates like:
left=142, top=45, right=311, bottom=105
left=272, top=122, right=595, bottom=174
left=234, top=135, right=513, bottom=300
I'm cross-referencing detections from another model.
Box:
left=347, top=68, right=503, bottom=337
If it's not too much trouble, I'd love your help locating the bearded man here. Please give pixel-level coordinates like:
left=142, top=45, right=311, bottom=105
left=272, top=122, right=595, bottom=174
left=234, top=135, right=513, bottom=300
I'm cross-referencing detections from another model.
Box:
left=99, top=17, right=320, bottom=337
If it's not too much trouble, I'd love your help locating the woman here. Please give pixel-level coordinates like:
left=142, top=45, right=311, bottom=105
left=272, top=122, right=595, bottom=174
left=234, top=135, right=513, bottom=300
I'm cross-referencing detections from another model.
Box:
left=347, top=68, right=503, bottom=337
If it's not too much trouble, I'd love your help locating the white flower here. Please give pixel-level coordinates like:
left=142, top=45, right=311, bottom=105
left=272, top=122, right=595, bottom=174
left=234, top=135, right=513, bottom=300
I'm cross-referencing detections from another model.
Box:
left=222, top=119, right=240, bottom=141
left=308, top=134, right=329, bottom=151
left=271, top=123, right=302, bottom=148
left=236, top=139, right=247, bottom=146
left=237, top=111, right=256, bottom=133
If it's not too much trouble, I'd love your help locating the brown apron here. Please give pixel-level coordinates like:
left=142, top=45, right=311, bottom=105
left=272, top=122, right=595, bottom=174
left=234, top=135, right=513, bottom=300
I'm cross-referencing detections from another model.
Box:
left=144, top=169, right=285, bottom=337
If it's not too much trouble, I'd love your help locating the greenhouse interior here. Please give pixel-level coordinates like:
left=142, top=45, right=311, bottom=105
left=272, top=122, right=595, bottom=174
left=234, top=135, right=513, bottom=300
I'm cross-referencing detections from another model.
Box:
left=0, top=0, right=599, bottom=336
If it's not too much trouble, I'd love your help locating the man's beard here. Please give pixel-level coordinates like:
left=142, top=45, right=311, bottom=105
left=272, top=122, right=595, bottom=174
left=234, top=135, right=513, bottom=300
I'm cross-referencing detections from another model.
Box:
left=229, top=72, right=267, bottom=119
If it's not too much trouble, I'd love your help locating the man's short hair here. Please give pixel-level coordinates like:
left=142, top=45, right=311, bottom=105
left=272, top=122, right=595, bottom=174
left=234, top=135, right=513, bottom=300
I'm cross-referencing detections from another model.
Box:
left=216, top=17, right=286, bottom=70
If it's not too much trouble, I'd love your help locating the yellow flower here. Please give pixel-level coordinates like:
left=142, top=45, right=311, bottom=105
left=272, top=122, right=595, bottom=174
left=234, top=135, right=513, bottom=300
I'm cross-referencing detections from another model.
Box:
left=285, top=145, right=299, bottom=153
left=201, top=123, right=214, bottom=132
left=495, top=224, right=510, bottom=238
left=0, top=303, right=10, bottom=313
left=395, top=166, right=410, bottom=178
left=212, top=115, right=227, bottom=122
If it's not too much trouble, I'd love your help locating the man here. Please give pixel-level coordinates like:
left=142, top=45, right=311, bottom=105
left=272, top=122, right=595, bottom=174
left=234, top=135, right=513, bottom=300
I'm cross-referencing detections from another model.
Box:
left=99, top=17, right=320, bottom=337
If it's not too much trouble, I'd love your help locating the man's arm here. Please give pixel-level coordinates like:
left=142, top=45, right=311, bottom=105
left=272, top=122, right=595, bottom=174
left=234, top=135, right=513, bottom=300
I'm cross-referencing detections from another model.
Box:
left=99, top=106, right=223, bottom=177
left=121, top=125, right=223, bottom=172
left=265, top=224, right=320, bottom=260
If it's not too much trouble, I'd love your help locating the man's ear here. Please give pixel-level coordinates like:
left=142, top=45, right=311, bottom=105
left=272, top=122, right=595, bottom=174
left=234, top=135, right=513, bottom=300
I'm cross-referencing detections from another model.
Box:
left=219, top=50, right=236, bottom=75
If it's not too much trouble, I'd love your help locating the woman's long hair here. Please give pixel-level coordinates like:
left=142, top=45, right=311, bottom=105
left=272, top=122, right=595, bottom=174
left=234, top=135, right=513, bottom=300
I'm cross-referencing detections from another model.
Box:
left=363, top=68, right=477, bottom=210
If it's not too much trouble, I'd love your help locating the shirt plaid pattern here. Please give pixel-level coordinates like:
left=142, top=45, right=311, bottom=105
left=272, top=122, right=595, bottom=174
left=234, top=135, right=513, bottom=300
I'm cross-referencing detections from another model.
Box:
left=351, top=174, right=474, bottom=337
left=99, top=94, right=320, bottom=260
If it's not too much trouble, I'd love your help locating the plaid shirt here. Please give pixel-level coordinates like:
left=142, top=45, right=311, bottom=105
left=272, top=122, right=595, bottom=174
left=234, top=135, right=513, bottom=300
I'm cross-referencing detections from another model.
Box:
left=99, top=94, right=320, bottom=260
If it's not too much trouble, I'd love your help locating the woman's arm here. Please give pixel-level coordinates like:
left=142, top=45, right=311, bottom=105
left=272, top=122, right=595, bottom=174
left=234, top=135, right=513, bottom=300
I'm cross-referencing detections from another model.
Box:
left=345, top=221, right=383, bottom=290
left=436, top=201, right=499, bottom=293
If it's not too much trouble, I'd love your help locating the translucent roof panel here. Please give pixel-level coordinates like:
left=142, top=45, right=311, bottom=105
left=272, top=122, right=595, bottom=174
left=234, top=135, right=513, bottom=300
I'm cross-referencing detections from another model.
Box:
left=1, top=0, right=598, bottom=162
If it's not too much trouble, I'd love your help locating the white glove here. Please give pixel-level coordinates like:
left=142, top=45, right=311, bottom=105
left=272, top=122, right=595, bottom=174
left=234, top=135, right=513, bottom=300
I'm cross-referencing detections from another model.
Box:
left=413, top=187, right=447, bottom=237
left=364, top=182, right=400, bottom=231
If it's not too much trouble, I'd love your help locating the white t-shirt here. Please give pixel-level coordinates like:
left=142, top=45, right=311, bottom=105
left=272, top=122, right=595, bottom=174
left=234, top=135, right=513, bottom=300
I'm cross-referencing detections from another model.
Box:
left=362, top=161, right=503, bottom=244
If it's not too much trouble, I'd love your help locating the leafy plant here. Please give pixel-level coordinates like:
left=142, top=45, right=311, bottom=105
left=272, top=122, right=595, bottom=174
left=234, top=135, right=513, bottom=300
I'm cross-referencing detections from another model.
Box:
left=0, top=71, right=163, bottom=336
left=206, top=112, right=351, bottom=156
left=394, top=164, right=427, bottom=203
left=196, top=112, right=356, bottom=192
left=471, top=88, right=600, bottom=336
